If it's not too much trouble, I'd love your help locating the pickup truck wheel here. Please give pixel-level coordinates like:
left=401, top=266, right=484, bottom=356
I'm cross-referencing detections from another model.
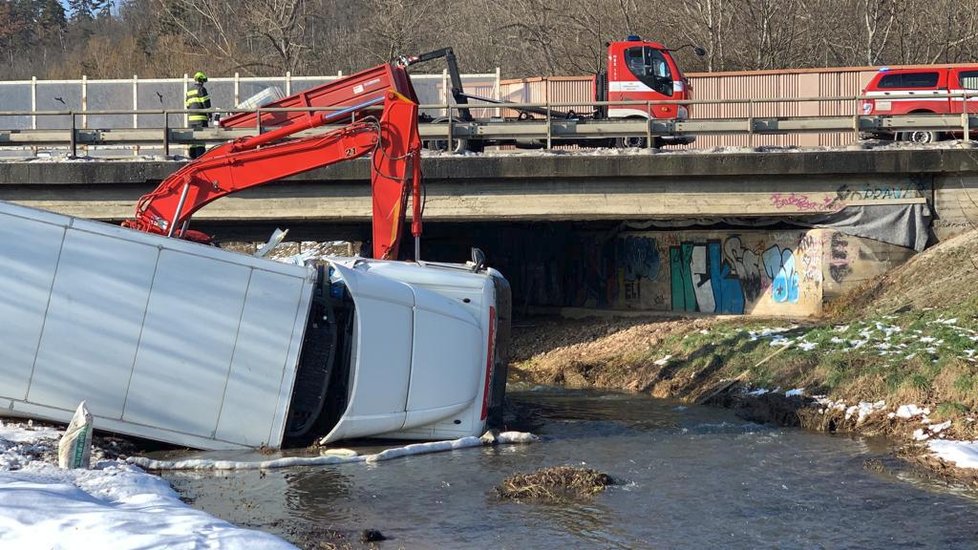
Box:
left=898, top=130, right=943, bottom=144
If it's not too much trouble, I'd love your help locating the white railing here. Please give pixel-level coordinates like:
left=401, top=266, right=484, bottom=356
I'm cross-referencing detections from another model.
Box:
left=0, top=70, right=502, bottom=131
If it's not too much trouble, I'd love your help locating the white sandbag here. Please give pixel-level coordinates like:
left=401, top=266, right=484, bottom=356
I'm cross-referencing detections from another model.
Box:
left=58, top=401, right=93, bottom=469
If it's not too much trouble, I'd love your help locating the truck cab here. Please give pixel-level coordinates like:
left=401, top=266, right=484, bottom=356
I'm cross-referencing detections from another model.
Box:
left=602, top=36, right=695, bottom=145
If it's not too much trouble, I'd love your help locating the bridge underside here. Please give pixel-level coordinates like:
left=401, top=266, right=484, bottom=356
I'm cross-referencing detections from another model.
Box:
left=2, top=149, right=977, bottom=316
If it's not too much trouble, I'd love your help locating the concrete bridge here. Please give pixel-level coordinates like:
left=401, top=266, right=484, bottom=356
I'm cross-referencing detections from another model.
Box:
left=2, top=147, right=977, bottom=316
left=0, top=148, right=975, bottom=230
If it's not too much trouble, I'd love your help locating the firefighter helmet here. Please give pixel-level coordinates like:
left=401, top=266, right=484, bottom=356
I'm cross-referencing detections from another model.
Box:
left=193, top=71, right=208, bottom=83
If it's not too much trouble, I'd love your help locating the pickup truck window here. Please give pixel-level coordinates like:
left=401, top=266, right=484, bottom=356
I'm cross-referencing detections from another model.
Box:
left=877, top=72, right=939, bottom=89
left=960, top=71, right=978, bottom=90
left=625, top=46, right=673, bottom=95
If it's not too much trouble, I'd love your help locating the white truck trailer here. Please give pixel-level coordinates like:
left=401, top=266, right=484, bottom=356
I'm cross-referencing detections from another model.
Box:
left=0, top=200, right=510, bottom=450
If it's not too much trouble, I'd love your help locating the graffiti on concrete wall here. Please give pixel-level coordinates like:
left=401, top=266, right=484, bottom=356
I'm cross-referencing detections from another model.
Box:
left=762, top=245, right=800, bottom=303
left=670, top=240, right=747, bottom=314
left=667, top=234, right=816, bottom=313
left=723, top=237, right=764, bottom=302
left=835, top=178, right=927, bottom=202
left=795, top=234, right=822, bottom=283
left=828, top=232, right=852, bottom=283
left=621, top=236, right=661, bottom=281
left=770, top=192, right=837, bottom=211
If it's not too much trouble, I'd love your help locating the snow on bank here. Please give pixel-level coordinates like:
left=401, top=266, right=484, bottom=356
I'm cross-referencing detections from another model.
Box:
left=928, top=440, right=978, bottom=469
left=129, top=431, right=539, bottom=471
left=0, top=421, right=293, bottom=549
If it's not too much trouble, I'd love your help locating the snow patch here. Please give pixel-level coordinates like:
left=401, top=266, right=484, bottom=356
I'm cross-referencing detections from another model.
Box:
left=929, top=420, right=952, bottom=434
left=929, top=440, right=978, bottom=469
left=0, top=421, right=293, bottom=549
left=895, top=404, right=930, bottom=419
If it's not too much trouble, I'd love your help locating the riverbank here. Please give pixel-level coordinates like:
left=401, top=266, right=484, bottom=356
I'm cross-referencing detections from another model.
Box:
left=509, top=228, right=978, bottom=488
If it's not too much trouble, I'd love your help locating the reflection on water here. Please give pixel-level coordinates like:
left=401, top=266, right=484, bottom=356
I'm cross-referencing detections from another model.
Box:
left=164, top=389, right=978, bottom=548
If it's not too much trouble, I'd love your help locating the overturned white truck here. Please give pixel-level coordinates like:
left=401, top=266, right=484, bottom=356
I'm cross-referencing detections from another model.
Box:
left=0, top=201, right=510, bottom=450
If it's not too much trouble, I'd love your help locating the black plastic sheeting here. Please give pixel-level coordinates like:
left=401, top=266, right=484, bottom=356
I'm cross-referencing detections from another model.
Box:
left=624, top=203, right=932, bottom=251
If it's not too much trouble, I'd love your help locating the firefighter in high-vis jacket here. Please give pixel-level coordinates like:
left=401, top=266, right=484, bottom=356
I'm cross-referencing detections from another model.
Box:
left=186, top=71, right=211, bottom=159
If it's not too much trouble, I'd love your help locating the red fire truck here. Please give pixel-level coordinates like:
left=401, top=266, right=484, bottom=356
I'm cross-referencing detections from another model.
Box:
left=222, top=36, right=704, bottom=150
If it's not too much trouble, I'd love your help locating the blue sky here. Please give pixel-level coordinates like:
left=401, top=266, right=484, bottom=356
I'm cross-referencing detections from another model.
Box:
left=58, top=1, right=121, bottom=16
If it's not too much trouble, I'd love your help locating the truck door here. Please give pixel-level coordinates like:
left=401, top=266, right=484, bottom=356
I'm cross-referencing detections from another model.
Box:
left=950, top=68, right=978, bottom=115
left=608, top=42, right=681, bottom=120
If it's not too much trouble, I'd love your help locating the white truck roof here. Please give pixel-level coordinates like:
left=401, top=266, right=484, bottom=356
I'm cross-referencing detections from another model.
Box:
left=0, top=201, right=316, bottom=449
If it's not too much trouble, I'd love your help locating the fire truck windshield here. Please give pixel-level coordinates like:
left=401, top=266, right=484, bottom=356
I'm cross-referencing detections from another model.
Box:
left=625, top=46, right=673, bottom=95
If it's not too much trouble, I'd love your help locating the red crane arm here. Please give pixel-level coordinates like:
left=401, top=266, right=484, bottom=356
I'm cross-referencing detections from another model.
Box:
left=123, top=90, right=422, bottom=260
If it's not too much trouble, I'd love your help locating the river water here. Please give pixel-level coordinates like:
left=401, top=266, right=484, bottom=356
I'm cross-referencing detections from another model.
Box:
left=163, top=389, right=978, bottom=548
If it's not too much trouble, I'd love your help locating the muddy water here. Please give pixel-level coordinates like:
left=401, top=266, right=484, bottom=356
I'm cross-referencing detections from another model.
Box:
left=163, top=389, right=978, bottom=548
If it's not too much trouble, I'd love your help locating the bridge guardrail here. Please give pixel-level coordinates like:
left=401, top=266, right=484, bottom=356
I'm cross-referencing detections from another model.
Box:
left=0, top=92, right=974, bottom=157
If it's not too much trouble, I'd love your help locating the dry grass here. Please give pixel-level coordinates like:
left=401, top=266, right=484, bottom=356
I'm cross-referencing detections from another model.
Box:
left=495, top=466, right=613, bottom=503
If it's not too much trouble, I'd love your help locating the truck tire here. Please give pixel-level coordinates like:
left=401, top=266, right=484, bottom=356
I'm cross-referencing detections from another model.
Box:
left=615, top=136, right=664, bottom=149
left=897, top=130, right=944, bottom=144
left=423, top=117, right=484, bottom=153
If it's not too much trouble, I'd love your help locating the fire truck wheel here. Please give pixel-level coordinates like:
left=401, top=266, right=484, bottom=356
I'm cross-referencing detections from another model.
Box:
left=423, top=118, right=484, bottom=153
left=616, top=136, right=666, bottom=149
left=616, top=136, right=648, bottom=148
left=898, top=130, right=943, bottom=144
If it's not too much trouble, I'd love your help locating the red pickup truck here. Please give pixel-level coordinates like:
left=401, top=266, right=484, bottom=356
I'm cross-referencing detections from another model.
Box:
left=860, top=65, right=978, bottom=143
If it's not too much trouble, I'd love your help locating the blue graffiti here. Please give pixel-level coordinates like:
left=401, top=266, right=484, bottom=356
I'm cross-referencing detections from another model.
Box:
left=708, top=241, right=745, bottom=314
left=762, top=245, right=799, bottom=303
left=621, top=236, right=661, bottom=281
left=670, top=241, right=745, bottom=314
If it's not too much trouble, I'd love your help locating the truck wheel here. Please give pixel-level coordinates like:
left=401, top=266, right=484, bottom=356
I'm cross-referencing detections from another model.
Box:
left=424, top=137, right=482, bottom=153
left=616, top=136, right=647, bottom=148
left=615, top=136, right=664, bottom=148
left=898, top=130, right=943, bottom=144
left=423, top=117, right=484, bottom=153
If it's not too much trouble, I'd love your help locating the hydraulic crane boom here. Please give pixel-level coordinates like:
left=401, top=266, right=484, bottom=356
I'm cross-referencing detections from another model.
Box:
left=123, top=64, right=423, bottom=260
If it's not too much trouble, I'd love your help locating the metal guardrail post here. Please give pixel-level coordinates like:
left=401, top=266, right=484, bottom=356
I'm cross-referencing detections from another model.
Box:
left=163, top=111, right=170, bottom=157
left=646, top=101, right=652, bottom=147
left=546, top=100, right=552, bottom=149
left=447, top=109, right=454, bottom=152
left=69, top=112, right=77, bottom=158
left=964, top=94, right=971, bottom=143
left=747, top=99, right=754, bottom=147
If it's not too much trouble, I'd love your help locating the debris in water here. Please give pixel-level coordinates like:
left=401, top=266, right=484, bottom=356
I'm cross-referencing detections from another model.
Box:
left=495, top=466, right=613, bottom=503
